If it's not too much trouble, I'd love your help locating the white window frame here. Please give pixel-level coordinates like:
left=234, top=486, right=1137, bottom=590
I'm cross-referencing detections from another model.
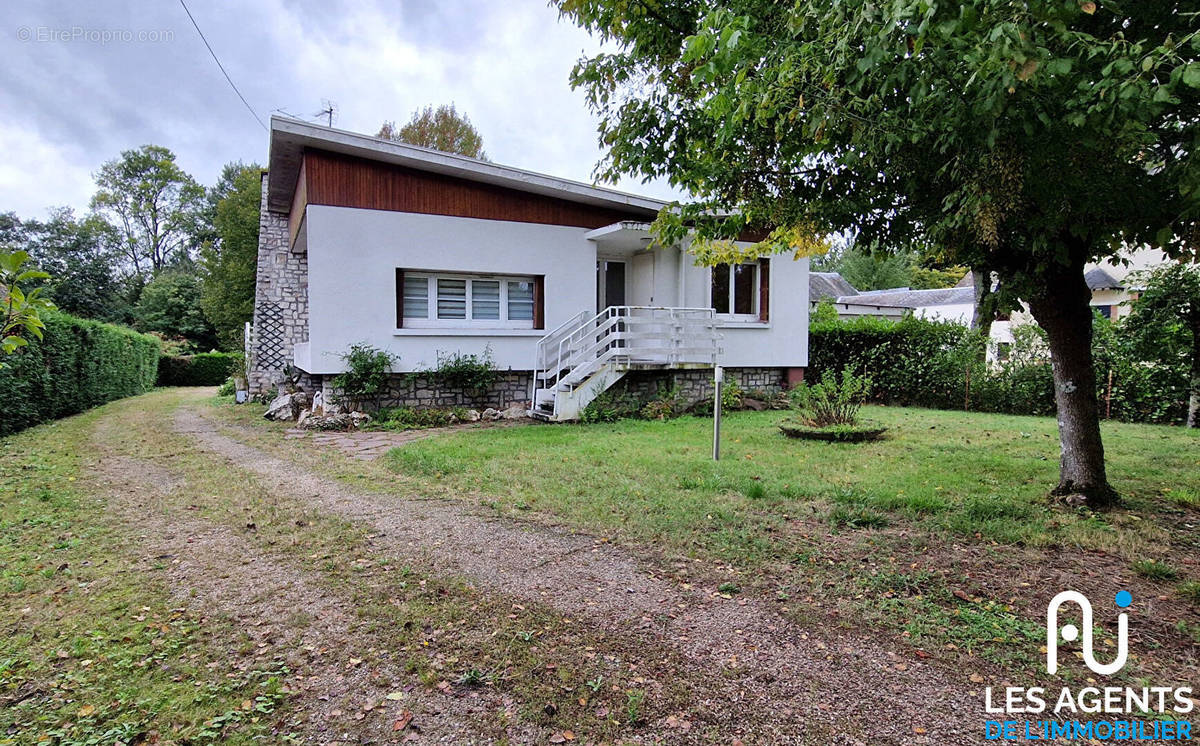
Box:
left=401, top=271, right=536, bottom=330
left=709, top=262, right=760, bottom=321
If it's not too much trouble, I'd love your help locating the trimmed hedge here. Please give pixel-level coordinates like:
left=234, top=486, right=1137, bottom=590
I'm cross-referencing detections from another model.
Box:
left=0, top=310, right=160, bottom=436
left=156, top=352, right=236, bottom=387
left=808, top=316, right=976, bottom=410
left=808, top=314, right=1191, bottom=425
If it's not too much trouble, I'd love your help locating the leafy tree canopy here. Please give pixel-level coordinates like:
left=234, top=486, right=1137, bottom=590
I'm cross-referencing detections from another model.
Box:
left=91, top=145, right=207, bottom=277
left=1124, top=261, right=1200, bottom=426
left=377, top=104, right=488, bottom=160
left=22, top=208, right=129, bottom=321
left=132, top=268, right=215, bottom=351
left=200, top=163, right=263, bottom=351
left=558, top=0, right=1200, bottom=506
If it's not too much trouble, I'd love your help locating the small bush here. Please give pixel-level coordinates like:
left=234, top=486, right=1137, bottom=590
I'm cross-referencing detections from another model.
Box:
left=216, top=379, right=236, bottom=397
left=157, top=352, right=235, bottom=386
left=639, top=384, right=684, bottom=420
left=429, top=346, right=498, bottom=392
left=332, top=343, right=397, bottom=410
left=789, top=366, right=873, bottom=427
left=581, top=389, right=643, bottom=423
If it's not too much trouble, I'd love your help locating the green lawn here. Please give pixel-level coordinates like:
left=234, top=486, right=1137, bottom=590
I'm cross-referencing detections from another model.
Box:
left=0, top=407, right=289, bottom=746
left=384, top=406, right=1199, bottom=565
left=378, top=405, right=1200, bottom=681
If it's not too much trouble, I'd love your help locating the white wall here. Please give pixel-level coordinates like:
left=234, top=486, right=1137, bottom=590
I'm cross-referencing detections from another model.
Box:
left=305, top=206, right=596, bottom=373
left=305, top=206, right=810, bottom=374
left=679, top=253, right=809, bottom=368
left=916, top=303, right=973, bottom=324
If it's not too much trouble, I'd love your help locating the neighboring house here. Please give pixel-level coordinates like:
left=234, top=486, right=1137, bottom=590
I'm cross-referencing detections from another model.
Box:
left=810, top=250, right=1169, bottom=360
left=808, top=271, right=906, bottom=320
left=247, top=117, right=809, bottom=421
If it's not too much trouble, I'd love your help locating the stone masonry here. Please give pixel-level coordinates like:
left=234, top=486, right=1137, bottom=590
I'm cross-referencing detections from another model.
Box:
left=608, top=366, right=787, bottom=408
left=321, top=372, right=533, bottom=412
left=247, top=172, right=309, bottom=398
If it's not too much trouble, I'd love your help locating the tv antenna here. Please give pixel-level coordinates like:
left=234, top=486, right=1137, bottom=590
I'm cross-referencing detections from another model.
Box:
left=314, top=100, right=337, bottom=127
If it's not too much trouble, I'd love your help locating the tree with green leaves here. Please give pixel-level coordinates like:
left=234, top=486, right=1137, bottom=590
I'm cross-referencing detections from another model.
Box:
left=23, top=208, right=128, bottom=322
left=1125, top=262, right=1200, bottom=427
left=91, top=145, right=207, bottom=277
left=132, top=268, right=216, bottom=351
left=558, top=0, right=1199, bottom=506
left=377, top=104, right=488, bottom=160
left=199, top=163, right=263, bottom=350
left=0, top=251, right=54, bottom=367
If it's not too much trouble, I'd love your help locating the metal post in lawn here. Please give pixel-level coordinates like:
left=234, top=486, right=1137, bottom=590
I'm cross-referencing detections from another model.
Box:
left=713, top=365, right=723, bottom=461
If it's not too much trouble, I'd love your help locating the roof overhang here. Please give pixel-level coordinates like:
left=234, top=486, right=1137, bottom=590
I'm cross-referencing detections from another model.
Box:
left=266, top=116, right=669, bottom=216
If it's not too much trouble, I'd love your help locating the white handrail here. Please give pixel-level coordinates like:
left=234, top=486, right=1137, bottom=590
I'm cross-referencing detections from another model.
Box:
left=532, top=306, right=721, bottom=419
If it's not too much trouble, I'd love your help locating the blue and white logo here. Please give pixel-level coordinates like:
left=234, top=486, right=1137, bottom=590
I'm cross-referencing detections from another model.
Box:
left=1046, top=590, right=1130, bottom=676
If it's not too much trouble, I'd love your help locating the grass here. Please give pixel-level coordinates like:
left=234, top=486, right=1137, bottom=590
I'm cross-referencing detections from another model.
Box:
left=0, top=407, right=290, bottom=745
left=1132, top=558, right=1179, bottom=580
left=206, top=397, right=1200, bottom=684
left=363, top=405, right=1200, bottom=680
left=379, top=406, right=1199, bottom=564
left=0, top=389, right=703, bottom=743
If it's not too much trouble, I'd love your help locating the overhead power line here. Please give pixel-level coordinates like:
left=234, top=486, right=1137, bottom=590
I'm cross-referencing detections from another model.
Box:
left=178, top=0, right=268, bottom=132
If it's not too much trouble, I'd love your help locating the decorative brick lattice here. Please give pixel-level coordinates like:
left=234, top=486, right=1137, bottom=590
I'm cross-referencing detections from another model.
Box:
left=255, top=302, right=286, bottom=369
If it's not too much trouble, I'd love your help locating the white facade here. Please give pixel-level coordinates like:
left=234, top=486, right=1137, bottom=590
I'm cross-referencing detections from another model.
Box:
left=299, top=205, right=808, bottom=375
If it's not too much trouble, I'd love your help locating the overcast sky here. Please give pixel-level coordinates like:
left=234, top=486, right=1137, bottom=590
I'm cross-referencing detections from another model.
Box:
left=1, top=0, right=682, bottom=221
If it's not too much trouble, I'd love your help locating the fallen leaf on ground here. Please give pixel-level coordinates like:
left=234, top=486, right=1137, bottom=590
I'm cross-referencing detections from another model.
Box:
left=393, top=710, right=414, bottom=731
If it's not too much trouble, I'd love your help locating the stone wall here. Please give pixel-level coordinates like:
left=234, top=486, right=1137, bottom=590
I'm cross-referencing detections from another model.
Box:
left=611, top=366, right=787, bottom=407
left=247, top=173, right=309, bottom=397
left=322, top=371, right=533, bottom=411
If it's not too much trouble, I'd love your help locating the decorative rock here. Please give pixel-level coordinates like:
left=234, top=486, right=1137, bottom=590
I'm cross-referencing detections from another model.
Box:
left=499, top=404, right=528, bottom=420
left=742, top=398, right=768, bottom=411
left=349, top=411, right=372, bottom=427
left=464, top=409, right=481, bottom=422
left=300, top=413, right=352, bottom=431
left=481, top=407, right=502, bottom=421
left=264, top=391, right=310, bottom=421
left=297, top=410, right=310, bottom=428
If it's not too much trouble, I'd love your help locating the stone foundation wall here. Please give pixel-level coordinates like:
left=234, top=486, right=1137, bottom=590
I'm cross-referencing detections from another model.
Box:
left=247, top=172, right=309, bottom=398
left=322, top=371, right=533, bottom=411
left=611, top=367, right=788, bottom=407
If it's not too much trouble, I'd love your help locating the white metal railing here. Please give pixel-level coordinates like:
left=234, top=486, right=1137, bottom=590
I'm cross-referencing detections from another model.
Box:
left=533, top=306, right=720, bottom=397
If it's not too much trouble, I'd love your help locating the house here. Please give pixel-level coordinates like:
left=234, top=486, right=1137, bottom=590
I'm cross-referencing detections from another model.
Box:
left=247, top=117, right=810, bottom=421
left=808, top=272, right=906, bottom=320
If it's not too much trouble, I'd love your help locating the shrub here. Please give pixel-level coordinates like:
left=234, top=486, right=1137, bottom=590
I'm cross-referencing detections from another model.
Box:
left=429, top=346, right=499, bottom=392
left=156, top=352, right=235, bottom=386
left=0, top=310, right=159, bottom=436
left=215, top=379, right=236, bottom=397
left=332, top=343, right=397, bottom=410
left=581, top=389, right=644, bottom=423
left=789, top=366, right=873, bottom=427
left=808, top=315, right=973, bottom=410
left=639, top=384, right=684, bottom=420
left=808, top=314, right=1192, bottom=425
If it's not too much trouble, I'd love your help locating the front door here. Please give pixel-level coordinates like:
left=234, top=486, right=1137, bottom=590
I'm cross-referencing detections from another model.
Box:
left=596, top=259, right=626, bottom=311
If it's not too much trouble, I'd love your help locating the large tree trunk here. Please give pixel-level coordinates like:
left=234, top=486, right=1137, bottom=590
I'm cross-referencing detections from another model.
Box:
left=1026, top=261, right=1119, bottom=508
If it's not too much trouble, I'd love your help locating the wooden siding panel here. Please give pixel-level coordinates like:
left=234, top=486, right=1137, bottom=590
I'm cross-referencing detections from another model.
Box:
left=288, top=159, right=307, bottom=248
left=303, top=150, right=653, bottom=229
